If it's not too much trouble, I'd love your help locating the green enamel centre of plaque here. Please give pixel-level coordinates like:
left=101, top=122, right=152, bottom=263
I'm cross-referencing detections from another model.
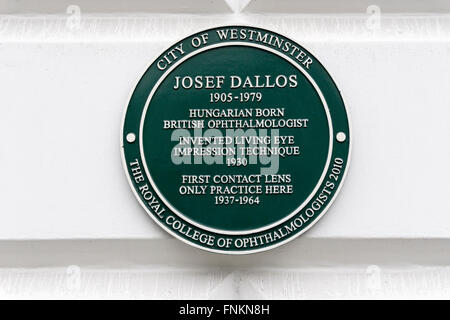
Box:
left=121, top=26, right=350, bottom=254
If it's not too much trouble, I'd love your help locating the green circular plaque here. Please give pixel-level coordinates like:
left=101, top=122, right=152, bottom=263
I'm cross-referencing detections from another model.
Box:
left=121, top=26, right=351, bottom=254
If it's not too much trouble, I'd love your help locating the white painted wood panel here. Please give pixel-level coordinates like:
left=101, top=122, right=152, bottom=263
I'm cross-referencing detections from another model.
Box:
left=0, top=0, right=449, bottom=300
left=1, top=11, right=449, bottom=240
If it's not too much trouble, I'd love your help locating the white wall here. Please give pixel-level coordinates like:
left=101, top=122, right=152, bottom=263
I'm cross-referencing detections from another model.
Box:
left=0, top=0, right=449, bottom=299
